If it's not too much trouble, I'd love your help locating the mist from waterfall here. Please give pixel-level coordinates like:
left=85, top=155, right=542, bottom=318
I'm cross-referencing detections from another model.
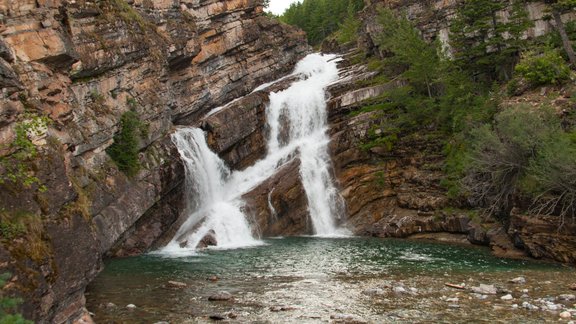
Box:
left=161, top=53, right=347, bottom=254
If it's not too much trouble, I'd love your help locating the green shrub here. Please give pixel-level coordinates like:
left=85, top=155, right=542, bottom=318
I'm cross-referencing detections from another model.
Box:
left=515, top=49, right=571, bottom=86
left=0, top=113, right=50, bottom=191
left=462, top=105, right=576, bottom=223
left=106, top=110, right=143, bottom=177
left=0, top=273, right=31, bottom=323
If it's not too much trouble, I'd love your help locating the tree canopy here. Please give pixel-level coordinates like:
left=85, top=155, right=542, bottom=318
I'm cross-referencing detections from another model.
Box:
left=279, top=0, right=364, bottom=46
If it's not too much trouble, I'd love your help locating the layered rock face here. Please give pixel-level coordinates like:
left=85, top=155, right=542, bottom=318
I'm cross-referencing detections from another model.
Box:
left=0, top=0, right=308, bottom=322
left=328, top=1, right=576, bottom=263
left=327, top=62, right=458, bottom=238
left=359, top=0, right=576, bottom=57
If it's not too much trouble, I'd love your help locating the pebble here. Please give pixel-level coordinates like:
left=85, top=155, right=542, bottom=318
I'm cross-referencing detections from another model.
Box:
left=270, top=306, right=296, bottom=312
left=471, top=284, right=497, bottom=295
left=570, top=284, right=576, bottom=291
left=512, top=304, right=519, bottom=309
left=207, top=275, right=219, bottom=282
left=501, top=294, right=514, bottom=301
left=105, top=302, right=117, bottom=309
left=362, top=288, right=386, bottom=296
left=167, top=281, right=187, bottom=289
left=209, top=314, right=226, bottom=321
left=472, top=293, right=489, bottom=300
left=393, top=286, right=407, bottom=294
left=126, top=304, right=137, bottom=309
left=510, top=277, right=526, bottom=284
left=446, top=297, right=459, bottom=303
left=560, top=311, right=572, bottom=319
left=448, top=304, right=460, bottom=308
left=521, top=289, right=529, bottom=293
left=330, top=313, right=367, bottom=323
left=522, top=301, right=538, bottom=310
left=208, top=291, right=233, bottom=301
left=559, top=294, right=576, bottom=301
left=153, top=322, right=169, bottom=324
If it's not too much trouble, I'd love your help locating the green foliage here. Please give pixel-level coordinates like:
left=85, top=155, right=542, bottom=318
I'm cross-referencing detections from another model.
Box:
left=336, top=10, right=361, bottom=44
left=0, top=274, right=31, bottom=323
left=0, top=113, right=50, bottom=191
left=377, top=8, right=443, bottom=98
left=280, top=0, right=364, bottom=46
left=450, top=0, right=533, bottom=82
left=515, top=49, right=571, bottom=86
left=462, top=105, right=576, bottom=222
left=106, top=110, right=144, bottom=177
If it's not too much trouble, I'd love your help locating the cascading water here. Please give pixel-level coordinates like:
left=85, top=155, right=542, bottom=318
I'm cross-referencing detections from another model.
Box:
left=163, top=53, right=347, bottom=253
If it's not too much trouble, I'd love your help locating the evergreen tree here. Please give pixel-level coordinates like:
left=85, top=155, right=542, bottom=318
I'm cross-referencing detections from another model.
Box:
left=280, top=0, right=364, bottom=46
left=450, top=0, right=532, bottom=82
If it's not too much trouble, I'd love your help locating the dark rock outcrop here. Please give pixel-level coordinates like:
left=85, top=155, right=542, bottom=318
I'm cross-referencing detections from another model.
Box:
left=243, top=158, right=311, bottom=237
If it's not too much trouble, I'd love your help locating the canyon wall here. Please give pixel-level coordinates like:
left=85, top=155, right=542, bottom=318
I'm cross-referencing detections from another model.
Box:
left=0, top=0, right=308, bottom=322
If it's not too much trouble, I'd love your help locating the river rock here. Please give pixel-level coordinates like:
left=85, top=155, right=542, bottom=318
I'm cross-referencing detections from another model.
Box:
left=501, top=294, right=514, bottom=301
left=330, top=313, right=367, bottom=323
left=393, top=286, right=407, bottom=294
left=209, top=314, right=226, bottom=320
left=362, top=288, right=386, bottom=296
left=471, top=284, right=497, bottom=295
left=208, top=291, right=233, bottom=301
left=105, top=302, right=117, bottom=309
left=126, top=304, right=137, bottom=309
left=561, top=311, right=572, bottom=319
left=559, top=294, right=576, bottom=301
left=509, top=277, right=526, bottom=284
left=570, top=284, right=576, bottom=291
left=167, top=281, right=187, bottom=289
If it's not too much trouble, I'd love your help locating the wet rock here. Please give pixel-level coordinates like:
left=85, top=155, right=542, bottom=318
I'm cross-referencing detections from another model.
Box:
left=209, top=314, right=226, bottom=321
left=362, top=288, right=386, bottom=296
left=522, top=301, right=539, bottom=310
left=471, top=284, right=497, bottom=295
left=208, top=291, right=233, bottom=301
left=561, top=311, right=573, bottom=319
left=559, top=294, right=576, bottom=301
left=509, top=277, right=526, bottom=284
left=167, top=281, right=187, bottom=289
left=197, top=230, right=218, bottom=249
left=270, top=305, right=296, bottom=312
left=472, top=293, right=489, bottom=300
left=501, top=294, right=514, bottom=301
left=126, top=304, right=137, bottom=309
left=330, top=313, right=367, bottom=323
left=393, top=286, right=407, bottom=294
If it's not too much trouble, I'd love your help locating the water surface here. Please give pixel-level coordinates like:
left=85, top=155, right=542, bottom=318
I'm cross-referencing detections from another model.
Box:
left=86, top=237, right=574, bottom=323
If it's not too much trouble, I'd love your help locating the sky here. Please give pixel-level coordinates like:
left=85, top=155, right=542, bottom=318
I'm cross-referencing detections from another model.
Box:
left=266, top=0, right=302, bottom=15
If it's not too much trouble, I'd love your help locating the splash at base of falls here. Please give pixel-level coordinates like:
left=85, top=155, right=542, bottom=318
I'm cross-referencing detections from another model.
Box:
left=161, top=53, right=349, bottom=255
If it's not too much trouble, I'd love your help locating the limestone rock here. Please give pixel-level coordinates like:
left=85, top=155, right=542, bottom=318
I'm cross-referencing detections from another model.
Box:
left=471, top=284, right=497, bottom=295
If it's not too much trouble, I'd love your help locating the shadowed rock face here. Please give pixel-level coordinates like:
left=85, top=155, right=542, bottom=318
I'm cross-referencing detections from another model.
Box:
left=242, top=158, right=311, bottom=237
left=0, top=0, right=309, bottom=322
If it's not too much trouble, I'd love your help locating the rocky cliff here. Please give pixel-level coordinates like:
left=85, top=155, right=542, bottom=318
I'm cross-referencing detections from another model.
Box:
left=0, top=0, right=309, bottom=322
left=325, top=0, right=576, bottom=264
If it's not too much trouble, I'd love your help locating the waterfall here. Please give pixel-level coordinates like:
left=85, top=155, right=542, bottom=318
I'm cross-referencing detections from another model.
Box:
left=163, top=53, right=347, bottom=254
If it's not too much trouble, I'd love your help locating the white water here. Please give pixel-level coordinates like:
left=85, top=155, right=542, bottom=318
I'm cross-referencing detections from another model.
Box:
left=162, top=53, right=348, bottom=254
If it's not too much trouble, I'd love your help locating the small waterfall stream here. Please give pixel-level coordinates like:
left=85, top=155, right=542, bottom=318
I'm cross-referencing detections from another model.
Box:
left=163, top=53, right=346, bottom=253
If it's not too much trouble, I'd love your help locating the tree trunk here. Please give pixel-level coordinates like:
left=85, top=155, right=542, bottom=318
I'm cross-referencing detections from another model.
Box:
left=553, top=9, right=576, bottom=67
